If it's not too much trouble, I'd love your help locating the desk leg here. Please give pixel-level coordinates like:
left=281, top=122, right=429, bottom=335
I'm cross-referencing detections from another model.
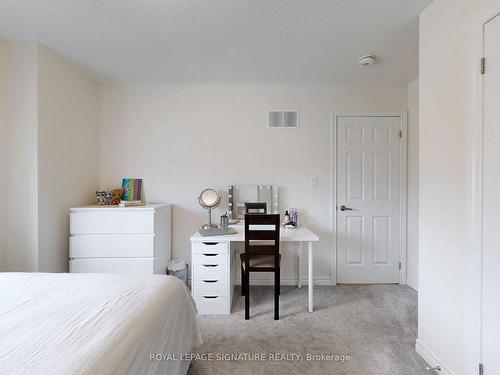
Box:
left=298, top=242, right=302, bottom=288
left=308, top=241, right=313, bottom=313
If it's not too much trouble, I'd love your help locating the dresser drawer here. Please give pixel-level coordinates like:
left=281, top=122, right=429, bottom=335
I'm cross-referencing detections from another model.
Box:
left=192, top=263, right=228, bottom=280
left=70, top=234, right=154, bottom=258
left=193, top=296, right=230, bottom=314
left=69, top=258, right=154, bottom=274
left=70, top=211, right=154, bottom=234
left=192, top=252, right=228, bottom=265
left=192, top=279, right=228, bottom=296
left=192, top=242, right=229, bottom=254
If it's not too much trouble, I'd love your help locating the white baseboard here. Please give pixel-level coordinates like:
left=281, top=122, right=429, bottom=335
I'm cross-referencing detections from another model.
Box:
left=233, top=278, right=336, bottom=286
left=415, top=339, right=454, bottom=375
left=407, top=283, right=418, bottom=292
left=187, top=278, right=336, bottom=286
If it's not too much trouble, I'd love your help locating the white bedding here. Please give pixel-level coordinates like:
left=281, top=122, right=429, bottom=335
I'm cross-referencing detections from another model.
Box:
left=0, top=273, right=202, bottom=375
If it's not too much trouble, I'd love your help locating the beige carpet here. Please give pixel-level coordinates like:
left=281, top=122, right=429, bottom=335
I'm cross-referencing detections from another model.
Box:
left=188, top=285, right=429, bottom=375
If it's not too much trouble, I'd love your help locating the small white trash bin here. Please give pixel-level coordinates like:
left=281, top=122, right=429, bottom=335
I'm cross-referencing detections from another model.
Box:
left=167, top=259, right=188, bottom=284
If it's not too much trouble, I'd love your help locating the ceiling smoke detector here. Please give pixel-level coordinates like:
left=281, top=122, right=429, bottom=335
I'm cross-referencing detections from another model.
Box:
left=358, top=55, right=376, bottom=68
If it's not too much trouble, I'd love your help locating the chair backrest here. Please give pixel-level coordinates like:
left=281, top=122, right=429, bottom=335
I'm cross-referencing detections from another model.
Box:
left=245, top=202, right=267, bottom=214
left=244, top=214, right=280, bottom=266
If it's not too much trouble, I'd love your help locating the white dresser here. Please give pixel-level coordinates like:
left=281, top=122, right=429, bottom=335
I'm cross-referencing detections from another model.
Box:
left=70, top=204, right=171, bottom=274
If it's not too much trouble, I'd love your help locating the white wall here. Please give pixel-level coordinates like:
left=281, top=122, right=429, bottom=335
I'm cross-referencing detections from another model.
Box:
left=37, top=45, right=100, bottom=272
left=418, top=0, right=496, bottom=374
left=407, top=79, right=419, bottom=291
left=100, top=84, right=408, bottom=283
left=0, top=40, right=8, bottom=267
left=1, top=41, right=39, bottom=272
left=0, top=43, right=418, bottom=282
left=0, top=41, right=99, bottom=272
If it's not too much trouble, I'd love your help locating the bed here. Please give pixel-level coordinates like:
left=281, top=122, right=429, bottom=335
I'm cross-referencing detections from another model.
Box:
left=0, top=273, right=202, bottom=375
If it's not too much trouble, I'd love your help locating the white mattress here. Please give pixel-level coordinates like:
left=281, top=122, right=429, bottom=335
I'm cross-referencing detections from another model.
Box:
left=0, top=273, right=202, bottom=375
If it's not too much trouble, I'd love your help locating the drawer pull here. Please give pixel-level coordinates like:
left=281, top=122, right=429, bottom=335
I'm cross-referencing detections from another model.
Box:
left=203, top=296, right=218, bottom=299
left=202, top=253, right=218, bottom=256
left=203, top=280, right=218, bottom=283
left=203, top=264, right=218, bottom=268
left=202, top=242, right=219, bottom=245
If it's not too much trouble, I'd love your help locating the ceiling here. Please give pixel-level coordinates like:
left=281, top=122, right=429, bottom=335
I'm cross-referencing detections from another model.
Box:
left=0, top=0, right=432, bottom=84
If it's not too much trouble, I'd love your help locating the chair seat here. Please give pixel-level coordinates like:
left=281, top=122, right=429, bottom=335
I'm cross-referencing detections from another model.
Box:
left=240, top=253, right=281, bottom=269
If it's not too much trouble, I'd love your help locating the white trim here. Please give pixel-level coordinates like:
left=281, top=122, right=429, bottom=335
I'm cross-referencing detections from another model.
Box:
left=468, top=5, right=500, bottom=375
left=330, top=112, right=338, bottom=285
left=415, top=340, right=455, bottom=375
left=407, top=283, right=418, bottom=292
left=400, top=111, right=408, bottom=285
left=189, top=278, right=336, bottom=286
left=332, top=110, right=406, bottom=118
left=331, top=111, right=408, bottom=285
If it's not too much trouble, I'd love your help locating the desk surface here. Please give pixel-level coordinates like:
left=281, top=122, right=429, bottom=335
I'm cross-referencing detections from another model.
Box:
left=190, top=225, right=319, bottom=243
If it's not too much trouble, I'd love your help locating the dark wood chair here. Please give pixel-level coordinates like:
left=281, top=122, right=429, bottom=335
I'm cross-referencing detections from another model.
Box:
left=240, top=214, right=280, bottom=320
left=244, top=202, right=267, bottom=214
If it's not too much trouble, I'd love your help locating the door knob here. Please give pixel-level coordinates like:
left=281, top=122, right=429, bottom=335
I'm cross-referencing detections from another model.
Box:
left=340, top=205, right=353, bottom=211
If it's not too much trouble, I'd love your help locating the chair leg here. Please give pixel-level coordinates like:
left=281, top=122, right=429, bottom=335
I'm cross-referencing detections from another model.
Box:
left=241, top=265, right=245, bottom=296
left=245, top=269, right=250, bottom=320
left=278, top=274, right=280, bottom=296
left=274, top=268, right=280, bottom=320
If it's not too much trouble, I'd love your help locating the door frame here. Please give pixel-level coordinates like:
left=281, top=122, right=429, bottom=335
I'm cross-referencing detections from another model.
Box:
left=330, top=111, right=408, bottom=285
left=468, top=5, right=500, bottom=375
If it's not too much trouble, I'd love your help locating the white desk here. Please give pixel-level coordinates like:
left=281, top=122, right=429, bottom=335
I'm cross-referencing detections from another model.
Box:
left=190, top=225, right=319, bottom=314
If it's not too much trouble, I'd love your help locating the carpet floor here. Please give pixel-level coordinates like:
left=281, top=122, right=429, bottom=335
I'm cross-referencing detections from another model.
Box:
left=188, top=285, right=429, bottom=375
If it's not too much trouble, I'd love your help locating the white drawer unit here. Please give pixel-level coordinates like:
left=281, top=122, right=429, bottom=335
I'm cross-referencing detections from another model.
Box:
left=69, top=204, right=171, bottom=275
left=192, top=252, right=228, bottom=265
left=70, top=210, right=154, bottom=234
left=70, top=258, right=154, bottom=274
left=192, top=242, right=229, bottom=254
left=70, top=234, right=154, bottom=258
left=192, top=279, right=228, bottom=296
left=191, top=241, right=232, bottom=314
left=193, top=296, right=230, bottom=315
left=193, top=263, right=228, bottom=280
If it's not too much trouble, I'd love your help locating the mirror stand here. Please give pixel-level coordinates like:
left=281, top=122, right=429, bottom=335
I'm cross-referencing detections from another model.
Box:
left=201, top=208, right=218, bottom=230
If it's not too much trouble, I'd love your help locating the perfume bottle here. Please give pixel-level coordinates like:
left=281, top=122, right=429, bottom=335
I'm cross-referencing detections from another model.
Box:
left=289, top=209, right=299, bottom=227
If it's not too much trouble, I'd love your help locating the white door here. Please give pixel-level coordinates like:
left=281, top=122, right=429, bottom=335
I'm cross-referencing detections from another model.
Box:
left=481, top=14, right=500, bottom=375
left=336, top=115, right=403, bottom=283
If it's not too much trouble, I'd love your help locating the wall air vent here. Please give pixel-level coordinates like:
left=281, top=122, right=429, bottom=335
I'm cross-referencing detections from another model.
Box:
left=268, top=110, right=299, bottom=128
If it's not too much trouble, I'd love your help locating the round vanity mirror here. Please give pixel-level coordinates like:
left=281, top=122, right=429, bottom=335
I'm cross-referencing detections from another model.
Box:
left=198, top=189, right=220, bottom=209
left=198, top=188, right=221, bottom=229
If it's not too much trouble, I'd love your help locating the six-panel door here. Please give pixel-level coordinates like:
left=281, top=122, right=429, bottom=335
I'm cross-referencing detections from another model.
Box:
left=337, top=115, right=402, bottom=284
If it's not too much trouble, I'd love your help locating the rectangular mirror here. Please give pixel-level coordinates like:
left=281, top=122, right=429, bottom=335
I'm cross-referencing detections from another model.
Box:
left=228, top=185, right=278, bottom=219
